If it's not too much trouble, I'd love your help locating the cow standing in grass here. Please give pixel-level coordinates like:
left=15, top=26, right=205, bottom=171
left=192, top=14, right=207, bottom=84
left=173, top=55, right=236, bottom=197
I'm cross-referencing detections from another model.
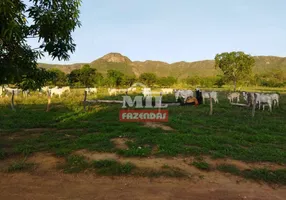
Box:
left=3, top=86, right=21, bottom=96
left=174, top=90, right=193, bottom=102
left=85, top=87, right=97, bottom=94
left=201, top=91, right=219, bottom=104
left=270, top=93, right=279, bottom=107
left=227, top=92, right=240, bottom=103
left=142, top=88, right=152, bottom=98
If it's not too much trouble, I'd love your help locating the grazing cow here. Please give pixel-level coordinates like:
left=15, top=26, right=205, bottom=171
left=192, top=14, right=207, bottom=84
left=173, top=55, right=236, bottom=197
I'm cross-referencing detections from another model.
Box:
left=201, top=91, right=219, bottom=104
left=257, top=93, right=272, bottom=112
left=227, top=92, right=240, bottom=103
left=174, top=90, right=193, bottom=102
left=85, top=87, right=97, bottom=94
left=161, top=88, right=173, bottom=94
left=50, top=87, right=63, bottom=98
left=142, top=88, right=152, bottom=98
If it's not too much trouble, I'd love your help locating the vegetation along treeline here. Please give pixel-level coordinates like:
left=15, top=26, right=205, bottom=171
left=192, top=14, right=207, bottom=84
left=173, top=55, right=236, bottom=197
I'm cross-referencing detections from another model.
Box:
left=43, top=51, right=286, bottom=90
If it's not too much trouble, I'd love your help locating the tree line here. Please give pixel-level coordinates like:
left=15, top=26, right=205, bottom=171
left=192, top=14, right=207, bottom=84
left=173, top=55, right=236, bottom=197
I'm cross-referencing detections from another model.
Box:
left=46, top=65, right=177, bottom=88
left=46, top=63, right=286, bottom=89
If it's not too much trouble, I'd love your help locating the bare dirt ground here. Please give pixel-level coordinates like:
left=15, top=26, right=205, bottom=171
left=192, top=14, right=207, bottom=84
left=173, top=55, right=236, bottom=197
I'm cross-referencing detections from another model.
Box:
left=0, top=172, right=285, bottom=200
left=0, top=153, right=285, bottom=200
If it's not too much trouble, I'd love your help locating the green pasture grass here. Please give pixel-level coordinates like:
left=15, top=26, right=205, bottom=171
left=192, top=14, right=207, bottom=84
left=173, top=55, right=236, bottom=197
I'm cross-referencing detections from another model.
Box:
left=6, top=160, right=36, bottom=172
left=192, top=161, right=211, bottom=171
left=216, top=164, right=241, bottom=175
left=242, top=168, right=286, bottom=185
left=63, top=155, right=90, bottom=173
left=0, top=88, right=285, bottom=181
left=91, top=159, right=136, bottom=175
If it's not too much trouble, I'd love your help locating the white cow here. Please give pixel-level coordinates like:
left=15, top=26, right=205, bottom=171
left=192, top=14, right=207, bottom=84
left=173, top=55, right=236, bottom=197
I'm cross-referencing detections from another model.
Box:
left=227, top=92, right=240, bottom=103
left=242, top=92, right=272, bottom=112
left=85, top=87, right=97, bottom=94
left=50, top=87, right=63, bottom=98
left=201, top=91, right=219, bottom=104
left=108, top=88, right=118, bottom=96
left=142, top=88, right=152, bottom=98
left=270, top=93, right=279, bottom=107
left=3, top=86, right=21, bottom=96
left=174, top=90, right=193, bottom=102
left=22, top=90, right=30, bottom=98
left=161, top=88, right=173, bottom=94
left=61, top=86, right=70, bottom=93
left=127, top=87, right=136, bottom=93
left=0, top=86, right=3, bottom=97
left=257, top=93, right=272, bottom=112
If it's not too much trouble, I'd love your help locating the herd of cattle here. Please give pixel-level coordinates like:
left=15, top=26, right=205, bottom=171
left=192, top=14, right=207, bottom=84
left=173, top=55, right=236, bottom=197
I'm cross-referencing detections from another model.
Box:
left=0, top=85, right=280, bottom=112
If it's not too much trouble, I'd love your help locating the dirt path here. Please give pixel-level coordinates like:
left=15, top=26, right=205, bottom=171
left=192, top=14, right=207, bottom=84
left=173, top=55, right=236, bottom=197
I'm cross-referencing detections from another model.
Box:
left=0, top=172, right=285, bottom=200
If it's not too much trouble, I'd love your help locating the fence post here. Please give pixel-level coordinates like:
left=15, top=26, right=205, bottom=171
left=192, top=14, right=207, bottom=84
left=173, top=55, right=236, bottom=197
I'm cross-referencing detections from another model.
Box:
left=158, top=92, right=163, bottom=112
left=209, top=92, right=213, bottom=116
left=11, top=90, right=16, bottom=111
left=46, top=90, right=51, bottom=112
left=83, top=90, right=87, bottom=111
left=252, top=93, right=257, bottom=117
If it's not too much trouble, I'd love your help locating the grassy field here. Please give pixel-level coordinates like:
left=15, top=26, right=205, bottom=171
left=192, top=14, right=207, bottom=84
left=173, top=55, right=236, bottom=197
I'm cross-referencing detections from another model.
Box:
left=0, top=87, right=285, bottom=185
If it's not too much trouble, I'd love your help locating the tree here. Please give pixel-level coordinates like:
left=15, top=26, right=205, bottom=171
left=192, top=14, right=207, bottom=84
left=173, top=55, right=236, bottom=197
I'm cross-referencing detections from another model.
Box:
left=78, top=65, right=96, bottom=87
left=0, top=0, right=81, bottom=89
left=214, top=75, right=225, bottom=88
left=94, top=72, right=104, bottom=86
left=67, top=69, right=81, bottom=86
left=157, top=76, right=177, bottom=87
left=139, top=73, right=157, bottom=87
left=185, top=76, right=201, bottom=86
left=215, top=51, right=255, bottom=91
left=122, top=75, right=137, bottom=87
left=47, top=68, right=67, bottom=86
left=106, top=70, right=124, bottom=87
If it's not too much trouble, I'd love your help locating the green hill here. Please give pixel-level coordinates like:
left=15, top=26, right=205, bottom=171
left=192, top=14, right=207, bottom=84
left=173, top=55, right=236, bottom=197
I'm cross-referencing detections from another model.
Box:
left=38, top=53, right=286, bottom=79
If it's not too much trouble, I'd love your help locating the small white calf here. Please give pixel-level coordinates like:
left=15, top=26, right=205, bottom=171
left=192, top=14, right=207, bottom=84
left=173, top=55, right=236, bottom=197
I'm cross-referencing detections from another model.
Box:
left=227, top=92, right=240, bottom=103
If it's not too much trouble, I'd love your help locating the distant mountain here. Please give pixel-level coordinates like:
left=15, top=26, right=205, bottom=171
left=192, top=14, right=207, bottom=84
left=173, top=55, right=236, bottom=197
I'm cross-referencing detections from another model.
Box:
left=38, top=53, right=286, bottom=79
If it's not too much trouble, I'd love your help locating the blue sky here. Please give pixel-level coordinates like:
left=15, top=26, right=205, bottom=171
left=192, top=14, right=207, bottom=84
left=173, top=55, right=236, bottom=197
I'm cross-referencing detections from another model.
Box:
left=27, top=0, right=286, bottom=64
